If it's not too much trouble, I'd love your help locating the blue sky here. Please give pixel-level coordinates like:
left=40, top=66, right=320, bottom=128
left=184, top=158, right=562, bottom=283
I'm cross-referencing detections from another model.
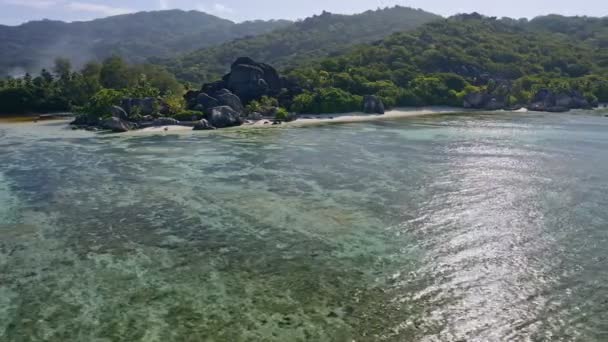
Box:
left=0, top=0, right=606, bottom=25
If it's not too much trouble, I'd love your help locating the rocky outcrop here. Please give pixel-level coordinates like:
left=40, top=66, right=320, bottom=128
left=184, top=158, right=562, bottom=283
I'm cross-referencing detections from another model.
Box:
left=208, top=106, right=243, bottom=128
left=227, top=57, right=282, bottom=103
left=185, top=57, right=287, bottom=113
left=111, top=105, right=129, bottom=120
left=196, top=93, right=219, bottom=110
left=463, top=92, right=506, bottom=110
left=363, top=95, right=385, bottom=114
left=71, top=113, right=100, bottom=127
left=120, top=98, right=156, bottom=116
left=214, top=89, right=245, bottom=113
left=528, top=89, right=592, bottom=112
left=189, top=88, right=245, bottom=114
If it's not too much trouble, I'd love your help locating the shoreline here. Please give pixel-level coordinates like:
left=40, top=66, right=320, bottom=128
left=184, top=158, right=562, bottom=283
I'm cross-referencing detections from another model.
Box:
left=126, top=107, right=464, bottom=135
left=2, top=106, right=605, bottom=135
left=0, top=113, right=73, bottom=124
left=289, top=106, right=463, bottom=126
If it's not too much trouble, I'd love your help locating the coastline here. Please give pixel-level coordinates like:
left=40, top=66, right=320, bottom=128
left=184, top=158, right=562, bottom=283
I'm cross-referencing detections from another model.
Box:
left=126, top=107, right=464, bottom=134
left=3, top=106, right=605, bottom=135
left=1, top=108, right=459, bottom=132
left=0, top=113, right=74, bottom=123
left=289, top=106, right=462, bottom=126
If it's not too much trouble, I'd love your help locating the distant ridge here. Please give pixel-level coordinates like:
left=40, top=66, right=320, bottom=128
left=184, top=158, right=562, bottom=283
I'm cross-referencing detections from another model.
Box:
left=157, top=6, right=443, bottom=83
left=0, top=10, right=291, bottom=77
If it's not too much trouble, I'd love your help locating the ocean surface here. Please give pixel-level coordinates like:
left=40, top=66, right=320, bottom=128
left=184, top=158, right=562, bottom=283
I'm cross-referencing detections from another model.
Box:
left=1, top=111, right=607, bottom=341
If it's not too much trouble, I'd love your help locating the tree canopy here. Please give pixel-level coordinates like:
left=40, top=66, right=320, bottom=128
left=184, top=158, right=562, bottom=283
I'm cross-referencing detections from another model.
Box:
left=159, top=6, right=441, bottom=84
left=283, top=15, right=608, bottom=113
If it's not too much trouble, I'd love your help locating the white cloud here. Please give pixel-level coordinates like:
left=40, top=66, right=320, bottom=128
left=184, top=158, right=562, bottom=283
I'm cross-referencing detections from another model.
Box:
left=66, top=2, right=134, bottom=16
left=159, top=0, right=169, bottom=10
left=212, top=3, right=233, bottom=14
left=197, top=2, right=235, bottom=16
left=2, top=0, right=57, bottom=9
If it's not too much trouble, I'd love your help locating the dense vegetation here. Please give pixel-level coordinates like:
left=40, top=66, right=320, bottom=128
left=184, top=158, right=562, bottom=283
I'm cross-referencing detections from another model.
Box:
left=2, top=10, right=607, bottom=118
left=159, top=6, right=441, bottom=84
left=0, top=57, right=183, bottom=115
left=523, top=15, right=608, bottom=48
left=0, top=10, right=290, bottom=77
left=284, top=14, right=608, bottom=113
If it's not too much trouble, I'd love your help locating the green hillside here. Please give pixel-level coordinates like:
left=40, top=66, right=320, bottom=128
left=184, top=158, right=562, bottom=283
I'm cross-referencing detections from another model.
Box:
left=160, top=6, right=442, bottom=84
left=0, top=10, right=290, bottom=77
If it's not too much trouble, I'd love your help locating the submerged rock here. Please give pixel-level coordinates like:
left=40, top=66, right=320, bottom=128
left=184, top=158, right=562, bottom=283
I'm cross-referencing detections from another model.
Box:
left=463, top=92, right=506, bottom=110
left=527, top=89, right=592, bottom=112
left=363, top=95, right=385, bottom=114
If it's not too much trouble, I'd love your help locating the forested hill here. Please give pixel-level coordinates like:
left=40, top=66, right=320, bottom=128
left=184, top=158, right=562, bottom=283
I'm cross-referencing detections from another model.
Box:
left=158, top=6, right=442, bottom=84
left=0, top=10, right=291, bottom=77
left=523, top=15, right=608, bottom=48
left=284, top=14, right=608, bottom=113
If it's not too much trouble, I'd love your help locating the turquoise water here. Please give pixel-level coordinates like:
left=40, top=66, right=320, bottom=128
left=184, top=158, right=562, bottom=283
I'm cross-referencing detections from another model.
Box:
left=1, top=112, right=607, bottom=341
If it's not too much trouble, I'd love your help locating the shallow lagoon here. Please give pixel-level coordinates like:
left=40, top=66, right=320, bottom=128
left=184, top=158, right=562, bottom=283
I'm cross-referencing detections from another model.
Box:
left=1, top=111, right=607, bottom=341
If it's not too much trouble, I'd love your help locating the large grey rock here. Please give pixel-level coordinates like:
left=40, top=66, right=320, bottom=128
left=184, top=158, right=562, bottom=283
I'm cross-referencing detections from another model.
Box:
left=101, top=117, right=131, bottom=132
left=227, top=57, right=281, bottom=102
left=363, top=95, right=385, bottom=114
left=196, top=93, right=219, bottom=110
left=555, top=93, right=574, bottom=108
left=208, top=106, right=243, bottom=128
left=528, top=89, right=591, bottom=112
left=484, top=97, right=507, bottom=110
left=568, top=91, right=591, bottom=109
left=71, top=114, right=100, bottom=127
left=187, top=58, right=285, bottom=112
left=121, top=98, right=156, bottom=116
left=201, top=80, right=228, bottom=96
left=215, top=90, right=245, bottom=114
left=463, top=92, right=487, bottom=108
left=463, top=92, right=507, bottom=110
left=111, top=105, right=128, bottom=120
left=193, top=119, right=215, bottom=131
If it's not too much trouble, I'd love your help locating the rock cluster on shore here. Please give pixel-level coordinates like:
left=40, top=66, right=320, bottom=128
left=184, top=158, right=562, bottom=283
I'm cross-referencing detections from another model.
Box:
left=184, top=57, right=300, bottom=124
left=363, top=95, right=385, bottom=114
left=71, top=58, right=601, bottom=134
left=463, top=84, right=598, bottom=112
left=71, top=58, right=302, bottom=133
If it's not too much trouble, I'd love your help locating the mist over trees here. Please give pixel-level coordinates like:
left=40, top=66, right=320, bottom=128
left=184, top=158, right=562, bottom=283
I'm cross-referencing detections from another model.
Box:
left=0, top=57, right=182, bottom=114
left=0, top=10, right=291, bottom=77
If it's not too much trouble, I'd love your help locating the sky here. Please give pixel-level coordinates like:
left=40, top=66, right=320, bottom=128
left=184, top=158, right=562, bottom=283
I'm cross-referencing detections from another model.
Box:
left=0, top=0, right=606, bottom=25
